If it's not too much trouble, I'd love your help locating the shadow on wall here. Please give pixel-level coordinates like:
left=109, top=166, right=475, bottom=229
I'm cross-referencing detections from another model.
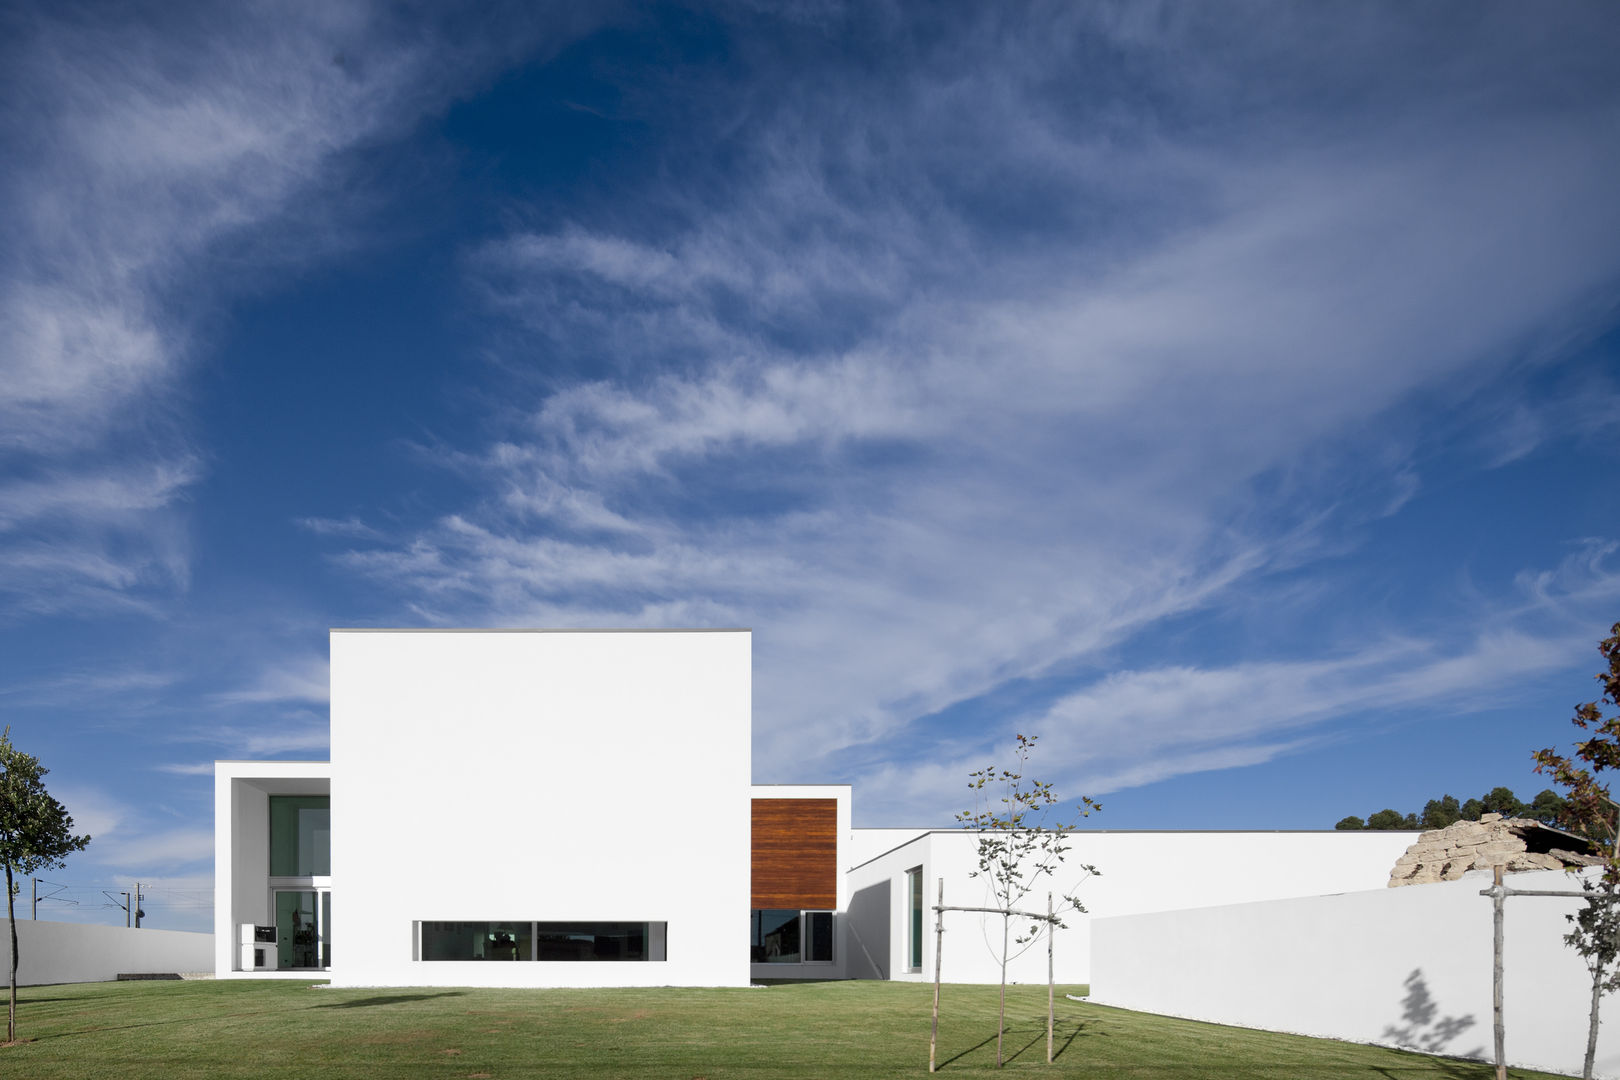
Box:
left=1382, top=969, right=1484, bottom=1061
left=847, top=879, right=891, bottom=979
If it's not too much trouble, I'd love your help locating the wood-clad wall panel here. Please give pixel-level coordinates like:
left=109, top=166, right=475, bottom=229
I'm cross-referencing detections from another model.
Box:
left=751, top=798, right=837, bottom=909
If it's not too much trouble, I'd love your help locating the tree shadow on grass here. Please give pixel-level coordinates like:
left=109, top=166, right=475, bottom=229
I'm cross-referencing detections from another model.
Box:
left=936, top=1030, right=1000, bottom=1068
left=1050, top=1018, right=1094, bottom=1062
left=314, top=992, right=466, bottom=1009
left=938, top=1017, right=1092, bottom=1069
left=1000, top=1026, right=1049, bottom=1064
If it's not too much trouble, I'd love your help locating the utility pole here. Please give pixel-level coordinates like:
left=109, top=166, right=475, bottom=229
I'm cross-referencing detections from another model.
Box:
left=30, top=878, right=37, bottom=920
left=134, top=882, right=143, bottom=929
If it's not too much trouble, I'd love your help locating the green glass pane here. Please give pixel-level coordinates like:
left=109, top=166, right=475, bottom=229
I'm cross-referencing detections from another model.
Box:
left=269, top=796, right=330, bottom=876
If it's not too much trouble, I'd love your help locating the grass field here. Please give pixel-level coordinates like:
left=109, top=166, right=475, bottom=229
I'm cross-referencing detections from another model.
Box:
left=0, top=979, right=1566, bottom=1079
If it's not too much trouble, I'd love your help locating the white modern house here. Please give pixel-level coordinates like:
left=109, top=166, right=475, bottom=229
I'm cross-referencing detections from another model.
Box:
left=219, top=628, right=754, bottom=987
left=215, top=626, right=1412, bottom=988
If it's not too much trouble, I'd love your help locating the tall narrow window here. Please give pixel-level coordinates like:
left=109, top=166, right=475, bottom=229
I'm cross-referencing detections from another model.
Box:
left=804, top=911, right=834, bottom=963
left=907, top=867, right=923, bottom=972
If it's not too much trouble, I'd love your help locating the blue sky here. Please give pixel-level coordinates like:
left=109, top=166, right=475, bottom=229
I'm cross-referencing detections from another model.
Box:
left=2, top=1, right=1618, bottom=931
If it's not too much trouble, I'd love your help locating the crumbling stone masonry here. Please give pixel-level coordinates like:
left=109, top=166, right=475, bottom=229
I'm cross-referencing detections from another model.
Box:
left=1387, top=812, right=1601, bottom=887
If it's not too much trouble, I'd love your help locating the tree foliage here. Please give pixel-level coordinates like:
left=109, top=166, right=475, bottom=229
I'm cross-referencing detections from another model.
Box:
left=1332, top=786, right=1570, bottom=832
left=0, top=728, right=91, bottom=1045
left=1532, top=620, right=1620, bottom=1080
left=957, top=734, right=1099, bottom=1068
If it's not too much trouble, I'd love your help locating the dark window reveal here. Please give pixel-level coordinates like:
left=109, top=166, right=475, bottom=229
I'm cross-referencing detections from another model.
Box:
left=417, top=921, right=666, bottom=961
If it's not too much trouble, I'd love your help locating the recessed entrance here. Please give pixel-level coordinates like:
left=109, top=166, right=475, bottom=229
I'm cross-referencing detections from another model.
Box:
left=274, top=889, right=331, bottom=970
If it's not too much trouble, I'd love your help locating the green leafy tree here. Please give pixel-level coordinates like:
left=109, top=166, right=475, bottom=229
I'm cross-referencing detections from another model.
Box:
left=1533, top=620, right=1620, bottom=1080
left=1527, top=788, right=1570, bottom=828
left=958, top=734, right=1099, bottom=1068
left=1365, top=809, right=1418, bottom=831
left=1334, top=815, right=1365, bottom=831
left=1480, top=786, right=1527, bottom=819
left=0, top=728, right=91, bottom=1044
left=1421, top=795, right=1462, bottom=829
left=1460, top=797, right=1485, bottom=821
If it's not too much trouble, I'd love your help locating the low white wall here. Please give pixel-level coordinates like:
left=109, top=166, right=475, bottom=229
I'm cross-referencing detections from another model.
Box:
left=5, top=920, right=214, bottom=986
left=848, top=829, right=1415, bottom=985
left=1090, top=868, right=1614, bottom=1078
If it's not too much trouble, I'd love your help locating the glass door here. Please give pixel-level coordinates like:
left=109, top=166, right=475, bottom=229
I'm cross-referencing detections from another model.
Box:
left=274, top=889, right=331, bottom=969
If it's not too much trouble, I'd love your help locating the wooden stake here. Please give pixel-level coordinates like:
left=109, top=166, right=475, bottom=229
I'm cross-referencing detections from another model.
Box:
left=1493, top=864, right=1506, bottom=1080
left=1047, top=891, right=1054, bottom=1065
left=930, top=877, right=944, bottom=1073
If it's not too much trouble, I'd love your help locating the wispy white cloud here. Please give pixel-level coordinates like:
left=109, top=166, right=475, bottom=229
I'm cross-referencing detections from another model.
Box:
left=153, top=762, right=216, bottom=777
left=212, top=656, right=330, bottom=707
left=340, top=6, right=1620, bottom=798
left=296, top=516, right=385, bottom=541
left=94, top=827, right=215, bottom=872
left=0, top=2, right=612, bottom=614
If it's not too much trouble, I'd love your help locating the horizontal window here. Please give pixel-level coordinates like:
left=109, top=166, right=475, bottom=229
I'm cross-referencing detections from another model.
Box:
left=416, top=921, right=666, bottom=961
left=420, top=921, right=531, bottom=962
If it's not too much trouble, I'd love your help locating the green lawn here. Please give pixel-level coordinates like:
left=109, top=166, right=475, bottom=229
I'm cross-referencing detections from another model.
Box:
left=0, top=979, right=1565, bottom=1079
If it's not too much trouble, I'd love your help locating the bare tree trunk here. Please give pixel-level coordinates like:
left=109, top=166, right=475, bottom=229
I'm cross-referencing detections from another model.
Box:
left=1047, top=892, right=1054, bottom=1065
left=930, top=878, right=943, bottom=1074
left=6, top=863, right=16, bottom=1043
left=1584, top=962, right=1602, bottom=1080
left=1492, top=865, right=1505, bottom=1080
left=997, top=914, right=1009, bottom=1067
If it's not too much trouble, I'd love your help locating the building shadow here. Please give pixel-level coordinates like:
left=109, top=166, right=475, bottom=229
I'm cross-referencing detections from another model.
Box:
left=846, top=879, right=891, bottom=979
left=314, top=992, right=466, bottom=1009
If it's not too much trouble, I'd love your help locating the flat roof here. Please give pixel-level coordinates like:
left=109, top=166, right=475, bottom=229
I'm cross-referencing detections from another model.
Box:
left=329, top=627, right=751, bottom=633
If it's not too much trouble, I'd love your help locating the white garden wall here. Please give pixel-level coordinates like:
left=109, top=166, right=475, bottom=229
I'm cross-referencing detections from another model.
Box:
left=1090, top=867, right=1613, bottom=1078
left=6, top=920, right=213, bottom=986
left=847, top=829, right=1414, bottom=985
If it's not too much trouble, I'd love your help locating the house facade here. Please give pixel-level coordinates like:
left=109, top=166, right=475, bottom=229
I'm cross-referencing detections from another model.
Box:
left=215, top=626, right=1413, bottom=986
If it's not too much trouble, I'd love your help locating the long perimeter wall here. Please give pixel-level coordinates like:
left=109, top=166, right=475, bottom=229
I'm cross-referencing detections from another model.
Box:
left=1090, top=868, right=1616, bottom=1079
left=6, top=921, right=214, bottom=986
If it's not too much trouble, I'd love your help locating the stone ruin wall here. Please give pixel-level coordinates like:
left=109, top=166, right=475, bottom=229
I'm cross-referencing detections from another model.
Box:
left=1387, top=812, right=1600, bottom=887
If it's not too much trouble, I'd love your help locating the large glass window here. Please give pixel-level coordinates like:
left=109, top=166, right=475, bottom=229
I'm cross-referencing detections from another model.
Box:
left=751, top=909, right=800, bottom=963
left=751, top=909, right=833, bottom=964
left=269, top=796, right=330, bottom=877
left=417, top=921, right=666, bottom=961
left=274, top=889, right=331, bottom=969
left=536, top=922, right=655, bottom=961
left=421, top=921, right=533, bottom=961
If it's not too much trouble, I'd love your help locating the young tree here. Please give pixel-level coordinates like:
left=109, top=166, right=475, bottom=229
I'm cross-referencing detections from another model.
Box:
left=0, top=728, right=91, bottom=1044
left=957, top=734, right=1099, bottom=1067
left=1533, top=620, right=1620, bottom=1080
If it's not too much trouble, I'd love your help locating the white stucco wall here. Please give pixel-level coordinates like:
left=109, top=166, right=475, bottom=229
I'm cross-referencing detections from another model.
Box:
left=849, top=828, right=927, bottom=867
left=847, top=830, right=1416, bottom=984
left=329, top=628, right=752, bottom=988
left=1089, top=867, right=1613, bottom=1079
left=7, top=921, right=213, bottom=986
